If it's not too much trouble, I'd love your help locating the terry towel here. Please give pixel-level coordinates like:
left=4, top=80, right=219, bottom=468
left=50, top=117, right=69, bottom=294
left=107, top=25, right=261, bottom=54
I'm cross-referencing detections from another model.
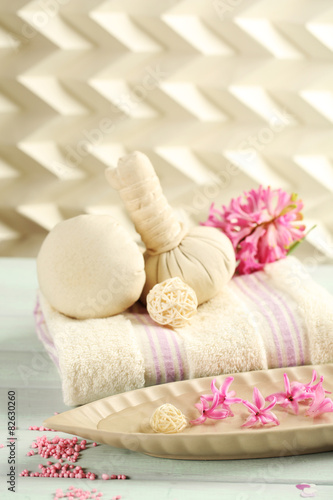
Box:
left=35, top=257, right=333, bottom=406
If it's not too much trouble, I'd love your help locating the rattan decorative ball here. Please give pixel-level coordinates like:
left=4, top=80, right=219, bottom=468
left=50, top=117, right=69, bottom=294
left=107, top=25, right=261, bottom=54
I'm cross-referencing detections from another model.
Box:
left=146, top=277, right=198, bottom=328
left=150, top=404, right=187, bottom=434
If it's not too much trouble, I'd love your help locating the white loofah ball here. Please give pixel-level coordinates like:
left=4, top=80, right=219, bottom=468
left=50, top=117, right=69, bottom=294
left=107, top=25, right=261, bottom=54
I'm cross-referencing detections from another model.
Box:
left=150, top=404, right=187, bottom=434
left=146, top=277, right=198, bottom=328
left=37, top=214, right=145, bottom=319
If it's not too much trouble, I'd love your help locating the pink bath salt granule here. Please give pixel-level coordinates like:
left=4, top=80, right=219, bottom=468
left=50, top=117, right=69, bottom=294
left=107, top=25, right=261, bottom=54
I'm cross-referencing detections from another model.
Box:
left=26, top=434, right=90, bottom=463
left=0, top=443, right=4, bottom=448
left=29, top=425, right=56, bottom=431
left=20, top=463, right=93, bottom=479
left=23, top=432, right=126, bottom=482
left=52, top=486, right=106, bottom=500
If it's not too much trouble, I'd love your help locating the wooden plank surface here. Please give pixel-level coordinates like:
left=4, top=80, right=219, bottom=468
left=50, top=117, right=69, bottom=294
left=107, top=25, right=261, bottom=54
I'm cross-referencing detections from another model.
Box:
left=0, top=258, right=333, bottom=500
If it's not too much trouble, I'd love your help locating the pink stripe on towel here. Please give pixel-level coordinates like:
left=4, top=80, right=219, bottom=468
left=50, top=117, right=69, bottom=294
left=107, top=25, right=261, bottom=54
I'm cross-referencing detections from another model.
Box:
left=33, top=300, right=60, bottom=369
left=255, top=273, right=304, bottom=365
left=249, top=274, right=297, bottom=367
left=141, top=314, right=176, bottom=383
left=130, top=302, right=184, bottom=382
left=133, top=313, right=161, bottom=385
left=169, top=329, right=185, bottom=381
left=234, top=276, right=284, bottom=368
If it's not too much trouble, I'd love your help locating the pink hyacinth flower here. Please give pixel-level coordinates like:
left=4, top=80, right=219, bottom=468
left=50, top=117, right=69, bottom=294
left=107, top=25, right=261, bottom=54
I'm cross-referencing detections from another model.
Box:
left=266, top=373, right=308, bottom=414
left=291, top=370, right=331, bottom=400
left=202, top=377, right=242, bottom=416
left=306, top=382, right=333, bottom=418
left=202, top=186, right=306, bottom=275
left=190, top=393, right=229, bottom=425
left=242, top=387, right=279, bottom=428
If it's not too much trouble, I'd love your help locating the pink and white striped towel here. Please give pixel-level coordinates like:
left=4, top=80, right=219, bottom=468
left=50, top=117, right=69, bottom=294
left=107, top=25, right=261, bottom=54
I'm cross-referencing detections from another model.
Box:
left=35, top=256, right=333, bottom=406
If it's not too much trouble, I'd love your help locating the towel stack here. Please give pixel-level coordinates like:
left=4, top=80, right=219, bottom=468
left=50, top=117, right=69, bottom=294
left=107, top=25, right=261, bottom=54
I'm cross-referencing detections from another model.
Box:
left=35, top=257, right=333, bottom=406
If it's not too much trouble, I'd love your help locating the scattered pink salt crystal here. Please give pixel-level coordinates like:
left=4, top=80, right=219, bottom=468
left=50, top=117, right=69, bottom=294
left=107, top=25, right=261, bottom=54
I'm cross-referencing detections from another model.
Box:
left=53, top=486, right=107, bottom=500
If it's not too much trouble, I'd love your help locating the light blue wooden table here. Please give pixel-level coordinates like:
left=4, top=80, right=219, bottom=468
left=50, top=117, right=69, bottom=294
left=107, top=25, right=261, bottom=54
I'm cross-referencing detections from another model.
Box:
left=0, top=258, right=332, bottom=500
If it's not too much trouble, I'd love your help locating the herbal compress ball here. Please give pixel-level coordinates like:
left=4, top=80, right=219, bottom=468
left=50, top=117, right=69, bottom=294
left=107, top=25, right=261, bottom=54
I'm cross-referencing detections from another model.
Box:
left=106, top=151, right=236, bottom=305
left=37, top=214, right=145, bottom=319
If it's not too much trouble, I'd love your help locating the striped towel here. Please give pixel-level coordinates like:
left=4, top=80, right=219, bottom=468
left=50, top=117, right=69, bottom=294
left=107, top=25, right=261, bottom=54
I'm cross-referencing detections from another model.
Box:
left=35, top=256, right=333, bottom=406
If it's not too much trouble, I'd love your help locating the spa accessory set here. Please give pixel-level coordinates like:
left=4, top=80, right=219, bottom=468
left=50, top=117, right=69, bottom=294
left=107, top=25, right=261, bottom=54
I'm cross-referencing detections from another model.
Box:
left=33, top=151, right=333, bottom=460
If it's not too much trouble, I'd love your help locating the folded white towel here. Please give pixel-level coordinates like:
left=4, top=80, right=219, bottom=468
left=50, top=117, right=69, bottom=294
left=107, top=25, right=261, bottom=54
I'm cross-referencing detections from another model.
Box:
left=35, top=257, right=333, bottom=406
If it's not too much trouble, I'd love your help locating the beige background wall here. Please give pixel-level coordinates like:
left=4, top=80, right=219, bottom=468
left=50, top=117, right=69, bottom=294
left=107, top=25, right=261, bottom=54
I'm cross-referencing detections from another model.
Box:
left=0, top=0, right=332, bottom=266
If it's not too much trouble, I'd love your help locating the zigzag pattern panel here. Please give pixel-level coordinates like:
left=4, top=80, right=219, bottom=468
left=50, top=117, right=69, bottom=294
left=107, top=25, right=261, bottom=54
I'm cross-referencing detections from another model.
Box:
left=0, top=0, right=332, bottom=266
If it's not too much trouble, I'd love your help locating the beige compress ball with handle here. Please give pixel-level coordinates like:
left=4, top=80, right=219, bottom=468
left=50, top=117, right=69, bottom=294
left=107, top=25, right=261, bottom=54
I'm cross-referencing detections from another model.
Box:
left=105, top=151, right=236, bottom=305
left=143, top=225, right=235, bottom=306
left=37, top=214, right=146, bottom=319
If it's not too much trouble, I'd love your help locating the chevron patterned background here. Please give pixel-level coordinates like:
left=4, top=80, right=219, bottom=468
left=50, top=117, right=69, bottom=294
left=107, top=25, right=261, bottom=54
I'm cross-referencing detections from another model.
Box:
left=0, top=0, right=333, bottom=267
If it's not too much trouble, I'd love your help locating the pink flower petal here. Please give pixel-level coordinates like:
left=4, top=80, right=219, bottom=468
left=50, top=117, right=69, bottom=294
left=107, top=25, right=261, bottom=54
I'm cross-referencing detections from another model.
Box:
left=300, top=486, right=317, bottom=498
left=296, top=484, right=311, bottom=491
left=241, top=415, right=259, bottom=428
left=189, top=415, right=207, bottom=425
left=208, top=410, right=229, bottom=420
left=220, top=377, right=234, bottom=395
left=242, top=388, right=279, bottom=428
left=284, top=373, right=291, bottom=394
left=306, top=382, right=333, bottom=417
left=263, top=397, right=277, bottom=412
left=242, top=400, right=259, bottom=414
left=253, top=387, right=265, bottom=409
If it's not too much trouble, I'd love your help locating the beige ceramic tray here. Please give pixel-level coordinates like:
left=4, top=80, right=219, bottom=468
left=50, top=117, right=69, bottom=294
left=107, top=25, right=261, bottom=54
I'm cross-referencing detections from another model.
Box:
left=44, top=364, right=333, bottom=460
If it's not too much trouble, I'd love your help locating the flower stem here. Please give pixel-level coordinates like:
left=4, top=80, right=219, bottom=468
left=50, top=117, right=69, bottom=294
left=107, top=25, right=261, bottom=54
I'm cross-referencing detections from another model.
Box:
left=287, top=225, right=317, bottom=255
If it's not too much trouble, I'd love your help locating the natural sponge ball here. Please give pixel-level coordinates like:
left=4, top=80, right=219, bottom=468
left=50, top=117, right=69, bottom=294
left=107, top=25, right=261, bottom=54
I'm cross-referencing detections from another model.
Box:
left=37, top=214, right=145, bottom=319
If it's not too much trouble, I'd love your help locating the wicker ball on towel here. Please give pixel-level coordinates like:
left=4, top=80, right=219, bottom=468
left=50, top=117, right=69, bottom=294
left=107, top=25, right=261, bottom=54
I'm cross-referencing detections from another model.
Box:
left=147, top=277, right=198, bottom=328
